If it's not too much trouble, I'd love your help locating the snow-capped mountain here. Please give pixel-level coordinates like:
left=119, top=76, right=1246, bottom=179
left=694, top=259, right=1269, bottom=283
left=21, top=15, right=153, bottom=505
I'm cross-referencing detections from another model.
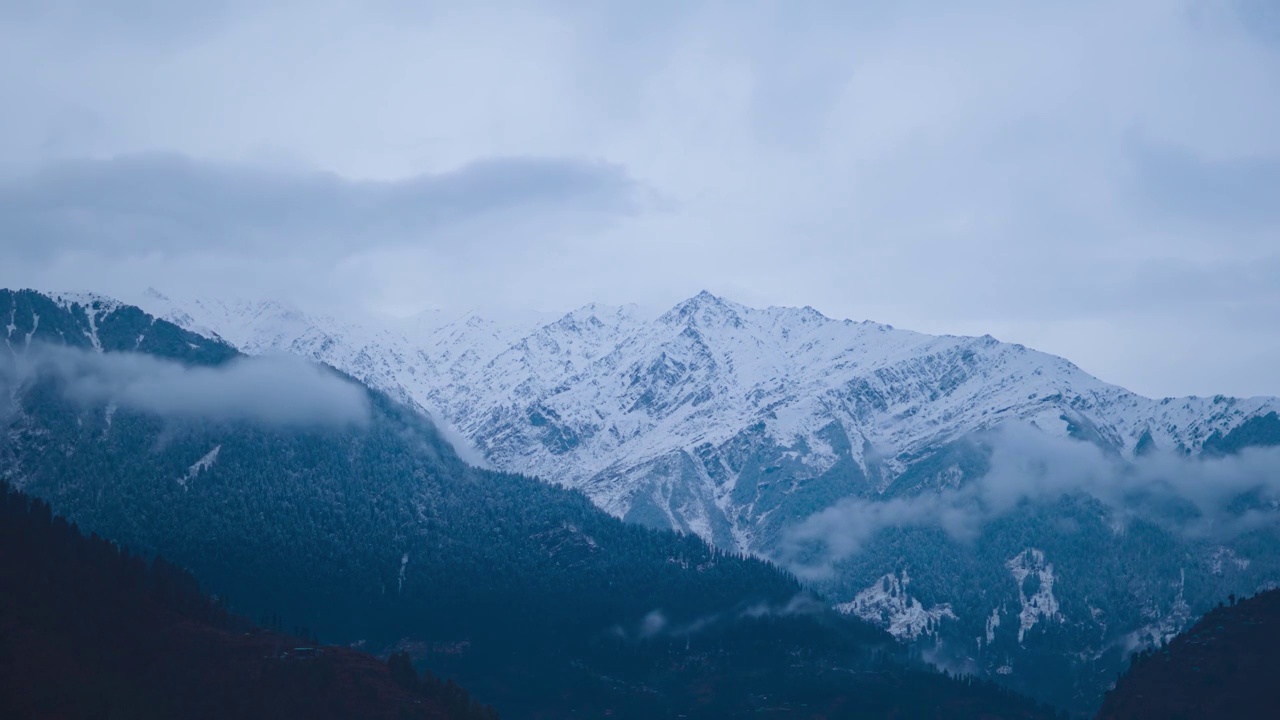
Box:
left=35, top=287, right=1280, bottom=711
left=134, top=288, right=1278, bottom=551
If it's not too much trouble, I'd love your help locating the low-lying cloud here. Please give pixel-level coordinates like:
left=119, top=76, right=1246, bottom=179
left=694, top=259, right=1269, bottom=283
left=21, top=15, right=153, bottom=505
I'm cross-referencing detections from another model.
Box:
left=780, top=423, right=1280, bottom=579
left=3, top=344, right=371, bottom=427
left=611, top=592, right=827, bottom=641
left=428, top=415, right=491, bottom=469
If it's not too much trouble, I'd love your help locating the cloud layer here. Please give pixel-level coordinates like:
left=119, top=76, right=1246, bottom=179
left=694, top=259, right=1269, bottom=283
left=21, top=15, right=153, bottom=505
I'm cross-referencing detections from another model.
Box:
left=0, top=153, right=636, bottom=259
left=779, top=424, right=1280, bottom=579
left=2, top=344, right=371, bottom=427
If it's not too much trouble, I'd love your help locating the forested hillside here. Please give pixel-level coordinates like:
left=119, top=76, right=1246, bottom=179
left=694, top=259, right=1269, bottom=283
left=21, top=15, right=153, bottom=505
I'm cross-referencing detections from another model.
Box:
left=0, top=289, right=1058, bottom=718
left=0, top=483, right=495, bottom=720
left=1097, top=589, right=1280, bottom=719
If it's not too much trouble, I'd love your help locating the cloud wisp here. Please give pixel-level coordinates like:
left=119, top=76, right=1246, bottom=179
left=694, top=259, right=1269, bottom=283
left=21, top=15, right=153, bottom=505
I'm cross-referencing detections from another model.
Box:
left=779, top=423, right=1280, bottom=580
left=611, top=593, right=828, bottom=642
left=2, top=344, right=371, bottom=428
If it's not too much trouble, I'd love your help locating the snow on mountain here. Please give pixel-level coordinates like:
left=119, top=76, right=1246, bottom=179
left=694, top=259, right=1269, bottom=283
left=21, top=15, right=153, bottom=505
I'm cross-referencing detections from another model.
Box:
left=179, top=445, right=221, bottom=490
left=132, top=288, right=1280, bottom=555
left=985, top=607, right=1002, bottom=646
left=5, top=291, right=126, bottom=354
left=1210, top=547, right=1250, bottom=576
left=1006, top=549, right=1062, bottom=644
left=835, top=568, right=957, bottom=640
left=1123, top=570, right=1193, bottom=652
left=38, top=286, right=1280, bottom=709
left=133, top=288, right=548, bottom=423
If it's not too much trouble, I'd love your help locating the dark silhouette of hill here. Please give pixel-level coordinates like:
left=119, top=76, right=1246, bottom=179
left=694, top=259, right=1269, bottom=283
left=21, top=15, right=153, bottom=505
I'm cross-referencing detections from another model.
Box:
left=0, top=482, right=497, bottom=720
left=1097, top=589, right=1280, bottom=719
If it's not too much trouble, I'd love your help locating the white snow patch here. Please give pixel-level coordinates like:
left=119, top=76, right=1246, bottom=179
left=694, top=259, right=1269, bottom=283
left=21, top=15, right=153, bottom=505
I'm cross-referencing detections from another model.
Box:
left=985, top=606, right=1001, bottom=645
left=178, top=445, right=221, bottom=489
left=24, top=312, right=39, bottom=349
left=46, top=293, right=123, bottom=352
left=1209, top=546, right=1250, bottom=575
left=835, top=568, right=957, bottom=640
left=398, top=553, right=409, bottom=594
left=1006, top=548, right=1062, bottom=643
left=84, top=308, right=103, bottom=352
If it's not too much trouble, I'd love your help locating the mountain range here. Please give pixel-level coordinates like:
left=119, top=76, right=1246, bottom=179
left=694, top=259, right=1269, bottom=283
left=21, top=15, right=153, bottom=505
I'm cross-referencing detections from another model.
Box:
left=132, top=288, right=1280, bottom=550
left=13, top=286, right=1280, bottom=714
left=0, top=288, right=1056, bottom=719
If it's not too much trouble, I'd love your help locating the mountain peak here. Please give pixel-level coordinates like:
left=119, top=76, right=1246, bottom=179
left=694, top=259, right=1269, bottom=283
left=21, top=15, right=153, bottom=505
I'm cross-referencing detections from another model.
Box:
left=551, top=301, right=648, bottom=330
left=679, top=290, right=731, bottom=308
left=660, top=290, right=745, bottom=328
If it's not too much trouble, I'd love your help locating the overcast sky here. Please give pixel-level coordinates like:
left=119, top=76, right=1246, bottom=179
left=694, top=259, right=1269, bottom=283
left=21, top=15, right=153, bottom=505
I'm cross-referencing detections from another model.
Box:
left=1, top=0, right=1277, bottom=399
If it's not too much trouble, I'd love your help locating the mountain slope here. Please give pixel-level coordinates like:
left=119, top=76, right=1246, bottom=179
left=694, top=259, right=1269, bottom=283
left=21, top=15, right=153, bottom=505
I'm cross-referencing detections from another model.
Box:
left=127, top=288, right=1280, bottom=715
left=0, top=289, right=1056, bottom=720
left=0, top=482, right=492, bottom=720
left=1096, top=589, right=1280, bottom=719
left=134, top=289, right=1280, bottom=551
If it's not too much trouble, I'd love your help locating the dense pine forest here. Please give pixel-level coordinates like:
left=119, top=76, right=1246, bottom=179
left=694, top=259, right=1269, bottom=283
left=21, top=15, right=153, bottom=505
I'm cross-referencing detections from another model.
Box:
left=1096, top=588, right=1280, bottom=719
left=0, top=482, right=497, bottom=720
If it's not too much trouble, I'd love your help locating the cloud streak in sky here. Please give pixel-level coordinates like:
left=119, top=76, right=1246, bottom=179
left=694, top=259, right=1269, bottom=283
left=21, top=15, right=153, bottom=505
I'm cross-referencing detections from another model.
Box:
left=0, top=153, right=638, bottom=260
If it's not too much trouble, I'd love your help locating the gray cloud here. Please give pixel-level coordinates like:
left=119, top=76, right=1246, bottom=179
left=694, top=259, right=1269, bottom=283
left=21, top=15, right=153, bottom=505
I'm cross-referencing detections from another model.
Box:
left=0, top=153, right=637, bottom=259
left=779, top=424, right=1280, bottom=580
left=3, top=344, right=371, bottom=427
